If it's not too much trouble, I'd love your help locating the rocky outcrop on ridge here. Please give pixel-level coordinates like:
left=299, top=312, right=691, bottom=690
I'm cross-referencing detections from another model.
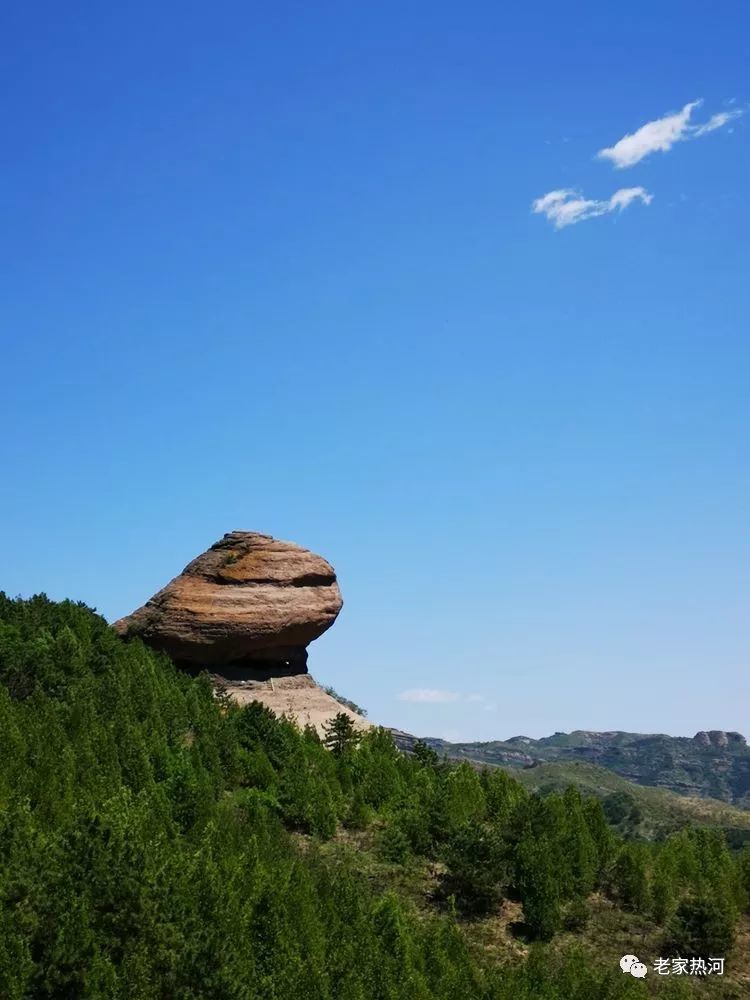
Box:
left=693, top=730, right=746, bottom=749
left=114, top=531, right=343, bottom=675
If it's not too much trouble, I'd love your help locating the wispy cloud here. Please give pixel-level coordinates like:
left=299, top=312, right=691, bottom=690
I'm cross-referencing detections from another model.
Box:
left=597, top=100, right=743, bottom=169
left=693, top=111, right=738, bottom=136
left=398, top=689, right=497, bottom=710
left=532, top=187, right=652, bottom=229
left=398, top=689, right=461, bottom=703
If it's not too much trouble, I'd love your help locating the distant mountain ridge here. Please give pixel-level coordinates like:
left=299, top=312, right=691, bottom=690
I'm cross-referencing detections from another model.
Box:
left=391, top=728, right=750, bottom=808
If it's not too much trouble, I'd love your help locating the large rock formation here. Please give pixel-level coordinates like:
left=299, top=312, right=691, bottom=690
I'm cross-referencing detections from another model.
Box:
left=114, top=531, right=343, bottom=676
left=694, top=730, right=747, bottom=749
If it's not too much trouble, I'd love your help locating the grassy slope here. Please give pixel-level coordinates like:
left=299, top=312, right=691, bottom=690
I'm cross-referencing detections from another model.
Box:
left=390, top=730, right=750, bottom=839
left=507, top=761, right=750, bottom=839
left=312, top=827, right=750, bottom=998
left=398, top=729, right=750, bottom=809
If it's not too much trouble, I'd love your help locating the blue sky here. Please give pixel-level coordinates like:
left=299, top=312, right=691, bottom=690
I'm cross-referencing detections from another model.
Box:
left=3, top=1, right=749, bottom=740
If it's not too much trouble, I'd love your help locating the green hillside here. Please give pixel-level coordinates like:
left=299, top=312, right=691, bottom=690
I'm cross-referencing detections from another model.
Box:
left=392, top=731, right=750, bottom=845
left=511, top=761, right=750, bottom=843
left=391, top=728, right=750, bottom=807
left=1, top=593, right=749, bottom=998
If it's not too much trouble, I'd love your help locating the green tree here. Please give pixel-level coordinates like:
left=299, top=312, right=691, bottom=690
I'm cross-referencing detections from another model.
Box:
left=482, top=767, right=527, bottom=825
left=561, top=787, right=597, bottom=898
left=515, top=833, right=561, bottom=941
left=324, top=712, right=362, bottom=757
left=443, top=822, right=506, bottom=914
left=612, top=843, right=651, bottom=912
left=355, top=728, right=405, bottom=807
left=433, top=762, right=486, bottom=837
left=344, top=788, right=373, bottom=830
left=582, top=796, right=614, bottom=886
left=737, top=846, right=750, bottom=913
left=412, top=740, right=440, bottom=769
left=651, top=852, right=678, bottom=925
left=603, top=790, right=643, bottom=829
left=664, top=895, right=736, bottom=958
left=380, top=817, right=413, bottom=864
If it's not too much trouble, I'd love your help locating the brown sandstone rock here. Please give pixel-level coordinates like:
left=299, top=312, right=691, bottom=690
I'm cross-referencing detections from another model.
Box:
left=113, top=531, right=342, bottom=673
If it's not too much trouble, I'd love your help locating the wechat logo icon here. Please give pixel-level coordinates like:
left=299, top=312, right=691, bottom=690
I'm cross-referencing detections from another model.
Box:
left=620, top=954, right=648, bottom=978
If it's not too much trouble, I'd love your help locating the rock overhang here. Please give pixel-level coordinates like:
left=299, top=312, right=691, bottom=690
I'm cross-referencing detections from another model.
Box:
left=114, top=531, right=343, bottom=673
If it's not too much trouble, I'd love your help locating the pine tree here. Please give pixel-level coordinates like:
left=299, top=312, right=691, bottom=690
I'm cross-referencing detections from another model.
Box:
left=651, top=860, right=677, bottom=925
left=412, top=740, right=440, bottom=769
left=380, top=818, right=412, bottom=864
left=433, top=762, right=486, bottom=836
left=324, top=712, right=361, bottom=757
left=582, top=796, right=614, bottom=887
left=356, top=728, right=404, bottom=807
left=561, top=787, right=597, bottom=898
left=482, top=767, right=527, bottom=825
left=515, top=832, right=561, bottom=941
left=612, top=843, right=651, bottom=912
left=370, top=894, right=430, bottom=999
left=344, top=788, right=373, bottom=830
left=443, top=822, right=505, bottom=914
left=664, top=895, right=736, bottom=958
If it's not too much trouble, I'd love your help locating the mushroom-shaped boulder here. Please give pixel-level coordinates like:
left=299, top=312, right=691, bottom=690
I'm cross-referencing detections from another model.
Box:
left=114, top=531, right=342, bottom=674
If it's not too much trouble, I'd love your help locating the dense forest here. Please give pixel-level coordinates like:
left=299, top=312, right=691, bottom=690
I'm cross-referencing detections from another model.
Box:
left=0, top=595, right=748, bottom=998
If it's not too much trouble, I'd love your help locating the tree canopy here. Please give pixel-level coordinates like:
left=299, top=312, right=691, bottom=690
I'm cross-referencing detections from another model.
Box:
left=0, top=593, right=746, bottom=998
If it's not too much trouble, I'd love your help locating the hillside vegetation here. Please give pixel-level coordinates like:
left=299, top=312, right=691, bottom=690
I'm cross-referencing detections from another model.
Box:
left=1, top=594, right=749, bottom=998
left=392, top=729, right=750, bottom=807
left=514, top=762, right=750, bottom=842
left=392, top=732, right=750, bottom=842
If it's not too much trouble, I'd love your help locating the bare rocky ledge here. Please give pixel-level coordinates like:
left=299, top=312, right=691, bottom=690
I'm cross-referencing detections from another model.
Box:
left=219, top=674, right=371, bottom=736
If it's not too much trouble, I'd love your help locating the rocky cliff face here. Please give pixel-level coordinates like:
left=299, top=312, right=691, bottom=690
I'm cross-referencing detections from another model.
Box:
left=114, top=531, right=343, bottom=675
left=693, top=730, right=746, bottom=749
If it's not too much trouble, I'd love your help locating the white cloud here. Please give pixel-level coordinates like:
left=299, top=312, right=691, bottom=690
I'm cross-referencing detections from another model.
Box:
left=598, top=100, right=743, bottom=168
left=532, top=186, right=652, bottom=229
left=398, top=689, right=460, bottom=703
left=398, top=689, right=498, bottom=708
left=694, top=111, right=736, bottom=136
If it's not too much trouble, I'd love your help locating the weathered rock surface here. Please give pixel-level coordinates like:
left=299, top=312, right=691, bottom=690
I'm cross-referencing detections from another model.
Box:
left=114, top=531, right=342, bottom=673
left=694, top=730, right=746, bottom=749
left=222, top=674, right=371, bottom=737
